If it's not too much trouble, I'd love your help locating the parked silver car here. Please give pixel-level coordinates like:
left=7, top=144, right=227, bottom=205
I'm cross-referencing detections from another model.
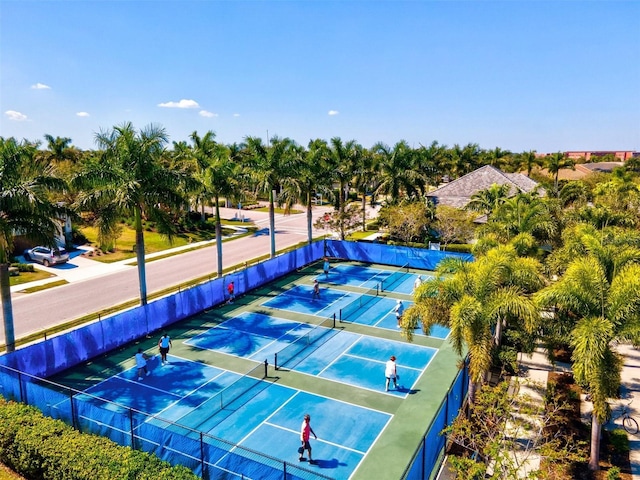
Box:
left=23, top=246, right=70, bottom=267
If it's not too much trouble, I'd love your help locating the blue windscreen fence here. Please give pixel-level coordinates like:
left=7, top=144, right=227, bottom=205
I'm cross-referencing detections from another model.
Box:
left=400, top=361, right=469, bottom=480
left=0, top=240, right=471, bottom=480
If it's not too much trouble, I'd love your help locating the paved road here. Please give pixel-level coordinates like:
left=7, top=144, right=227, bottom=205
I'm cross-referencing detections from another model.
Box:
left=4, top=205, right=375, bottom=344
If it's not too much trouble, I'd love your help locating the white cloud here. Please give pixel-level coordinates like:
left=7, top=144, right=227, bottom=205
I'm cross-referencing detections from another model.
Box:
left=157, top=99, right=200, bottom=109
left=5, top=110, right=28, bottom=121
left=328, top=110, right=339, bottom=116
left=199, top=110, right=218, bottom=118
left=31, top=82, right=51, bottom=90
left=233, top=113, right=240, bottom=117
left=76, top=111, right=90, bottom=117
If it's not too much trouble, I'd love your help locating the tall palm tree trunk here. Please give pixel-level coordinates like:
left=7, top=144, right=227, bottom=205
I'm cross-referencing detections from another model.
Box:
left=215, top=195, right=223, bottom=277
left=361, top=189, right=367, bottom=231
left=306, top=192, right=313, bottom=244
left=0, top=264, right=16, bottom=352
left=589, top=414, right=602, bottom=470
left=269, top=189, right=276, bottom=258
left=134, top=208, right=148, bottom=306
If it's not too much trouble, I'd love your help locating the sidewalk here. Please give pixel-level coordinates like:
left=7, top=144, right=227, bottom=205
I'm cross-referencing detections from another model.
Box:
left=519, top=347, right=640, bottom=479
left=437, top=347, right=640, bottom=479
left=10, top=233, right=235, bottom=294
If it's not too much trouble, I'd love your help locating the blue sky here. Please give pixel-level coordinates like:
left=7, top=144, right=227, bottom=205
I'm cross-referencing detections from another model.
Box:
left=1, top=1, right=639, bottom=153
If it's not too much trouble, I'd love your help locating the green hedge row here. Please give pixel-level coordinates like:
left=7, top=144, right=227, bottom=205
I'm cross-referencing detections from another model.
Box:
left=0, top=398, right=199, bottom=480
left=442, top=243, right=473, bottom=253
left=383, top=241, right=473, bottom=253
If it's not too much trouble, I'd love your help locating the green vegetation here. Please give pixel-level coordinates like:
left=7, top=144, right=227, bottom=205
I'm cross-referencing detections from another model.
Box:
left=16, top=280, right=68, bottom=293
left=2, top=124, right=640, bottom=477
left=9, top=269, right=53, bottom=287
left=79, top=222, right=243, bottom=263
left=0, top=397, right=198, bottom=480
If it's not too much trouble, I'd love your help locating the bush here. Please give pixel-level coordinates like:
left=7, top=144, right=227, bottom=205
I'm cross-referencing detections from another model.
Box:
left=443, top=243, right=473, bottom=253
left=71, top=227, right=89, bottom=246
left=0, top=397, right=199, bottom=480
left=10, top=263, right=34, bottom=273
left=607, top=466, right=621, bottom=480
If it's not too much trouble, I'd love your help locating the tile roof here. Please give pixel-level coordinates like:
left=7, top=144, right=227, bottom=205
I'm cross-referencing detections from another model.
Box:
left=426, top=165, right=539, bottom=208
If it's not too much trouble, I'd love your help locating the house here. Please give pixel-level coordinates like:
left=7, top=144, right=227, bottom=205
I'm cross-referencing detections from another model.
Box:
left=426, top=165, right=539, bottom=209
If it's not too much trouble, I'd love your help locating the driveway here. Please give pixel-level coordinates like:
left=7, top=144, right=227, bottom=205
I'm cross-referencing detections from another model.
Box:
left=4, top=203, right=369, bottom=343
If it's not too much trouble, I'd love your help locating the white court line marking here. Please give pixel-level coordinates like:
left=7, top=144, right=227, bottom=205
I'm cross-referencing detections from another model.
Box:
left=233, top=390, right=299, bottom=448
left=349, top=411, right=395, bottom=479
left=316, top=334, right=362, bottom=377
left=264, top=421, right=367, bottom=455
left=341, top=352, right=424, bottom=373
left=149, top=362, right=229, bottom=422
left=313, top=289, right=357, bottom=317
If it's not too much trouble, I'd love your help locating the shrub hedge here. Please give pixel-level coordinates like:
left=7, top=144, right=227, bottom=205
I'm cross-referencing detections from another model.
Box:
left=0, top=398, right=199, bottom=480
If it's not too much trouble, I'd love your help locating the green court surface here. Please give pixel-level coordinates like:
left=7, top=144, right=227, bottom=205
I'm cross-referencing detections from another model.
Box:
left=50, top=260, right=464, bottom=480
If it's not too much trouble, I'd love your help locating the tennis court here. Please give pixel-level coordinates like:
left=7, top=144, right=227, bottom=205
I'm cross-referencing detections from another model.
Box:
left=262, top=284, right=449, bottom=339
left=184, top=311, right=436, bottom=396
left=70, top=354, right=391, bottom=480
left=46, top=257, right=462, bottom=480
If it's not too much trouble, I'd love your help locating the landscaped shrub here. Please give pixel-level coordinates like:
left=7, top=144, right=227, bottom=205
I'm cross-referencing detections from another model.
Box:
left=10, top=263, right=34, bottom=273
left=0, top=397, right=199, bottom=480
left=442, top=243, right=473, bottom=253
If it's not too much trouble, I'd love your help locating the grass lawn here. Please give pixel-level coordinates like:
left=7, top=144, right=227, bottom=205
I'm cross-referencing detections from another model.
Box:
left=0, top=464, right=24, bottom=480
left=9, top=269, right=55, bottom=287
left=254, top=207, right=303, bottom=214
left=80, top=222, right=251, bottom=263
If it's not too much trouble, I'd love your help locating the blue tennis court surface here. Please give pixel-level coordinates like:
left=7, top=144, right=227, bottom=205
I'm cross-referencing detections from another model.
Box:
left=262, top=287, right=449, bottom=338
left=184, top=312, right=436, bottom=397
left=76, top=355, right=391, bottom=480
left=320, top=264, right=434, bottom=296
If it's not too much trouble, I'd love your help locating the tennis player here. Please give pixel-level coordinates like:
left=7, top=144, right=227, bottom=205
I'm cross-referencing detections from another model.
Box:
left=385, top=355, right=398, bottom=391
left=299, top=414, right=317, bottom=463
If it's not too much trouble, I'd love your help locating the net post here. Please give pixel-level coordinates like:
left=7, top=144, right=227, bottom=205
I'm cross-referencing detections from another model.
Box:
left=69, top=387, right=77, bottom=430
left=376, top=284, right=379, bottom=296
left=333, top=313, right=336, bottom=328
left=274, top=353, right=279, bottom=371
left=129, top=408, right=135, bottom=449
left=200, top=432, right=205, bottom=477
left=264, top=359, right=268, bottom=378
left=339, top=309, right=343, bottom=323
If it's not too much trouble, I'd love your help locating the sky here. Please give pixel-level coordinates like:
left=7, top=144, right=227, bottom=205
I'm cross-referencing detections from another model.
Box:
left=1, top=0, right=639, bottom=153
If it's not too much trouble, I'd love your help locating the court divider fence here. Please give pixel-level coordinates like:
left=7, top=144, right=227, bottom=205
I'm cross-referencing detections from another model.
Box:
left=274, top=314, right=337, bottom=370
left=0, top=240, right=472, bottom=479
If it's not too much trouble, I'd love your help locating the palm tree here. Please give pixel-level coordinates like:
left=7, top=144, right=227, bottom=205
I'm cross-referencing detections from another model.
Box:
left=465, top=183, right=511, bottom=216
left=404, top=246, right=543, bottom=403
left=0, top=137, right=68, bottom=351
left=72, top=122, right=190, bottom=306
left=479, top=193, right=557, bottom=244
left=373, top=140, right=425, bottom=204
left=279, top=140, right=334, bottom=243
left=352, top=147, right=376, bottom=231
left=535, top=257, right=640, bottom=470
left=416, top=141, right=447, bottom=188
left=545, top=152, right=575, bottom=194
left=446, top=143, right=482, bottom=179
left=516, top=150, right=541, bottom=177
left=327, top=138, right=361, bottom=240
left=244, top=136, right=298, bottom=257
left=190, top=131, right=241, bottom=277
left=483, top=147, right=512, bottom=170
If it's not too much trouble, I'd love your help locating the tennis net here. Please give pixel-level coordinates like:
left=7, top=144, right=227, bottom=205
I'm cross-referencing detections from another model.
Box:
left=274, top=315, right=337, bottom=370
left=380, top=263, right=410, bottom=292
left=339, top=283, right=380, bottom=322
left=193, top=361, right=267, bottom=413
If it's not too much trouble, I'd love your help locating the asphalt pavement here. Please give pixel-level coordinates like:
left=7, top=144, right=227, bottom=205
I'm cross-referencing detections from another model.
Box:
left=4, top=204, right=380, bottom=343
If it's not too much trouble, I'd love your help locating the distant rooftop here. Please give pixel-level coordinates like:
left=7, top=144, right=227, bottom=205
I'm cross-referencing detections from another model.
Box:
left=426, top=165, right=539, bottom=209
